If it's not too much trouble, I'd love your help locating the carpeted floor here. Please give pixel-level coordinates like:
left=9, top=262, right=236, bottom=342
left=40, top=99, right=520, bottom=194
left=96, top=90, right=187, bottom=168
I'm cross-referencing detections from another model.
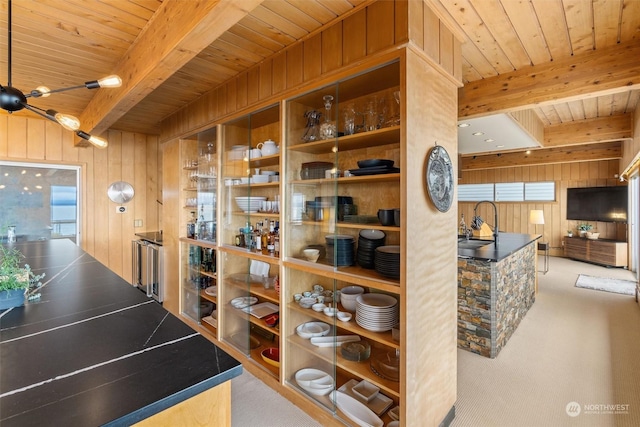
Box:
left=231, top=256, right=640, bottom=426
left=452, top=256, right=640, bottom=427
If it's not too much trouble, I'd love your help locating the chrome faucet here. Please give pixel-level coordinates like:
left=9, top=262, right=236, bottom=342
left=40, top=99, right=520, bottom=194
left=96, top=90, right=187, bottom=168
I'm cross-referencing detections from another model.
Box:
left=473, top=200, right=499, bottom=246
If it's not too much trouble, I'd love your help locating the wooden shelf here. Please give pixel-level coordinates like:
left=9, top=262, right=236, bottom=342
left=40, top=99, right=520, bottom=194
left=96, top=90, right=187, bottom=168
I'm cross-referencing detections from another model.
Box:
left=248, top=153, right=280, bottom=168
left=230, top=182, right=280, bottom=189
left=224, top=303, right=281, bottom=337
left=179, top=237, right=218, bottom=250
left=283, top=258, right=400, bottom=292
left=287, top=302, right=399, bottom=349
left=291, top=173, right=400, bottom=186
left=288, top=126, right=400, bottom=154
left=219, top=244, right=281, bottom=264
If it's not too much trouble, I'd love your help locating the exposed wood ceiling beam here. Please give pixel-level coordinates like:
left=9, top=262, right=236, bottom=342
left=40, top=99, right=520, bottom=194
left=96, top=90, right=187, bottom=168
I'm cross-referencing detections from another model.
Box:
left=461, top=142, right=622, bottom=171
left=76, top=0, right=264, bottom=146
left=543, top=114, right=633, bottom=148
left=458, top=40, right=640, bottom=118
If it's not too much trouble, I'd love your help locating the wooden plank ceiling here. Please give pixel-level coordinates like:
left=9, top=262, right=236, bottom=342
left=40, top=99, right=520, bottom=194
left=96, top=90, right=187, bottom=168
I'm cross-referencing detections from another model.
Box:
left=0, top=0, right=638, bottom=152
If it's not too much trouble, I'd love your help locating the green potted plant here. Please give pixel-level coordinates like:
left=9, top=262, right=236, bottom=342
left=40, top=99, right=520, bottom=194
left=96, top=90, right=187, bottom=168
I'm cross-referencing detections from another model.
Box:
left=567, top=229, right=573, bottom=237
left=0, top=246, right=44, bottom=309
left=578, top=222, right=593, bottom=237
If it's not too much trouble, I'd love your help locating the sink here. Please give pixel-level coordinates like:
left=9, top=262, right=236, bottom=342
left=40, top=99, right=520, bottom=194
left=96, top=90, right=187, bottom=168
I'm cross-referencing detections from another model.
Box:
left=458, top=239, right=493, bottom=250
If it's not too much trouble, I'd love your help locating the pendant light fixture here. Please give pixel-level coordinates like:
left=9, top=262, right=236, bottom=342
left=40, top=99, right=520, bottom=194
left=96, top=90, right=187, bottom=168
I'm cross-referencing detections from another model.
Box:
left=0, top=0, right=122, bottom=148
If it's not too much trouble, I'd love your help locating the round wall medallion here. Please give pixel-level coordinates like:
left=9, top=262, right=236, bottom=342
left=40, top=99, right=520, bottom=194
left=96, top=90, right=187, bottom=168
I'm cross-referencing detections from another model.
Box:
left=107, top=181, right=134, bottom=204
left=426, top=145, right=454, bottom=212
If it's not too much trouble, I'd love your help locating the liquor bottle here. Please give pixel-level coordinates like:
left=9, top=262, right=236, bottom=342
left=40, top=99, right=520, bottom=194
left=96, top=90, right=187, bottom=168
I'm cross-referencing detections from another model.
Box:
left=459, top=214, right=466, bottom=235
left=267, top=221, right=276, bottom=254
left=199, top=204, right=207, bottom=240
left=254, top=221, right=262, bottom=252
left=274, top=221, right=280, bottom=257
left=261, top=218, right=269, bottom=251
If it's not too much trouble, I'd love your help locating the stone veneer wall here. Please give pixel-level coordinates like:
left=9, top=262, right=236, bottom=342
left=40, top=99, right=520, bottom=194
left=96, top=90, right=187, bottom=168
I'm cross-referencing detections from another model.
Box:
left=457, top=241, right=536, bottom=358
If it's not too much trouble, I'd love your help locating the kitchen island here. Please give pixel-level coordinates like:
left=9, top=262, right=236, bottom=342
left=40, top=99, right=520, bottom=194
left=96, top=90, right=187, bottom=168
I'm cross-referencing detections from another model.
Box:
left=0, top=239, right=241, bottom=426
left=457, top=233, right=539, bottom=358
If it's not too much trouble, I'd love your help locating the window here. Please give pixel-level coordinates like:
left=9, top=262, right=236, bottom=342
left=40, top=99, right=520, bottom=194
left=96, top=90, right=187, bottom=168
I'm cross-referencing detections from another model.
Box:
left=458, top=181, right=555, bottom=202
left=458, top=184, right=494, bottom=201
left=524, top=182, right=555, bottom=201
left=0, top=161, right=80, bottom=243
left=495, top=183, right=523, bottom=201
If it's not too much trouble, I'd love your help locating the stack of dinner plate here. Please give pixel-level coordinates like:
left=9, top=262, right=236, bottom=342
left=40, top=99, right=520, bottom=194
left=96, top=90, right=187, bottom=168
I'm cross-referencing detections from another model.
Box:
left=374, top=245, right=400, bottom=279
left=357, top=230, right=386, bottom=269
left=355, top=293, right=399, bottom=332
left=325, top=234, right=355, bottom=266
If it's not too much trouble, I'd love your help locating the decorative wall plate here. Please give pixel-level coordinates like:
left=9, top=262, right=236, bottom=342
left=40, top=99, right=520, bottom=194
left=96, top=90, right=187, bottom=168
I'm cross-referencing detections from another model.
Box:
left=107, top=181, right=134, bottom=204
left=426, top=145, right=454, bottom=212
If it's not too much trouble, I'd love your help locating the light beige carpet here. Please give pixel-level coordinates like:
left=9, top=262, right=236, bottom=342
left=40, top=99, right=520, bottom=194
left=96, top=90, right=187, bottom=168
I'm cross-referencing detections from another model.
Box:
left=452, top=256, right=640, bottom=427
left=231, top=369, right=321, bottom=427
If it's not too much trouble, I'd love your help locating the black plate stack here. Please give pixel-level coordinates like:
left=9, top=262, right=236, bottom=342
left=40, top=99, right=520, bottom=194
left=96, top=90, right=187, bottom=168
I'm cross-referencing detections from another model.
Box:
left=325, top=234, right=355, bottom=266
left=357, top=230, right=386, bottom=269
left=348, top=159, right=400, bottom=176
left=374, top=245, right=400, bottom=279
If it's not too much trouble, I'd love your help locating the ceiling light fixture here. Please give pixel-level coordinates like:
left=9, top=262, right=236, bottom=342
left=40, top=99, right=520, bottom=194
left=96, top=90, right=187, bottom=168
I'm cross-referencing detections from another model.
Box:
left=472, top=132, right=484, bottom=136
left=0, top=0, right=121, bottom=148
left=484, top=138, right=494, bottom=143
left=458, top=123, right=471, bottom=128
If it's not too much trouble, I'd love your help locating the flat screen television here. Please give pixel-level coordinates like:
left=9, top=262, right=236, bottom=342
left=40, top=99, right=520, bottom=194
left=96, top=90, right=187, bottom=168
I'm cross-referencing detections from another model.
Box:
left=566, top=186, right=628, bottom=223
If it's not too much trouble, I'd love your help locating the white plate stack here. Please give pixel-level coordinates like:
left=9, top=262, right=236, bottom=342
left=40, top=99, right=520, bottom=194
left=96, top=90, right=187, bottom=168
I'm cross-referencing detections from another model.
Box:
left=355, top=293, right=399, bottom=332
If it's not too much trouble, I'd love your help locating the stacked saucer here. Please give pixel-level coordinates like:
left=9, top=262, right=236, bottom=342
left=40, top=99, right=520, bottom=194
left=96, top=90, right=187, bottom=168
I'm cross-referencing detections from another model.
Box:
left=325, top=234, right=355, bottom=266
left=356, top=230, right=386, bottom=269
left=374, top=246, right=400, bottom=279
left=356, top=293, right=399, bottom=332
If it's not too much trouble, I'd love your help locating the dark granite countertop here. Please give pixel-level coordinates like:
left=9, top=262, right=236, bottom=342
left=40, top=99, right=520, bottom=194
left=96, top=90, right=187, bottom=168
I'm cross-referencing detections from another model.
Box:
left=135, top=231, right=163, bottom=245
left=0, top=239, right=241, bottom=427
left=458, top=232, right=540, bottom=262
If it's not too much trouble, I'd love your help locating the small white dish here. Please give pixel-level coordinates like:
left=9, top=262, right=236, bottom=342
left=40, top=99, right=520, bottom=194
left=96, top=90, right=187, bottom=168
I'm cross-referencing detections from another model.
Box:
left=324, top=306, right=338, bottom=317
left=312, top=303, right=327, bottom=312
left=295, top=321, right=331, bottom=339
left=388, top=405, right=400, bottom=421
left=337, top=311, right=352, bottom=322
left=299, top=297, right=316, bottom=309
left=352, top=380, right=379, bottom=403
left=310, top=335, right=360, bottom=347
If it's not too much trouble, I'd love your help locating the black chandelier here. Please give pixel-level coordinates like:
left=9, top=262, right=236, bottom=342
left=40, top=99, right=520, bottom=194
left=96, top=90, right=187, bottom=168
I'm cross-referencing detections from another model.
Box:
left=0, top=0, right=121, bottom=148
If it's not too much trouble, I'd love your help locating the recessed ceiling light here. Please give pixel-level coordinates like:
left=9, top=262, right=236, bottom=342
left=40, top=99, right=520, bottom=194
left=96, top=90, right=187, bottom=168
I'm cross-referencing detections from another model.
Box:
left=526, top=150, right=531, bottom=155
left=484, top=138, right=494, bottom=143
left=458, top=123, right=471, bottom=128
left=472, top=132, right=484, bottom=136
left=496, top=145, right=504, bottom=148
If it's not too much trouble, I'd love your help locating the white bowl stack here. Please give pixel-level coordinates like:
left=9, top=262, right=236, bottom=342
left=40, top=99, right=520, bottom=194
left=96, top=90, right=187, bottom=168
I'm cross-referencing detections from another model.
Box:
left=356, top=293, right=399, bottom=332
left=235, top=196, right=266, bottom=213
left=340, top=285, right=365, bottom=312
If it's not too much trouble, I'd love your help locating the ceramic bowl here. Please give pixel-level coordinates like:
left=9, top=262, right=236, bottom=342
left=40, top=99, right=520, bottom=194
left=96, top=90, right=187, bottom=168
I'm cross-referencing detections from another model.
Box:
left=339, top=285, right=364, bottom=312
left=336, top=311, right=352, bottom=322
left=299, top=297, right=316, bottom=309
left=303, top=248, right=320, bottom=262
left=352, top=380, right=379, bottom=403
left=323, top=306, right=338, bottom=317
left=312, top=303, right=327, bottom=312
left=261, top=347, right=280, bottom=368
left=252, top=174, right=269, bottom=183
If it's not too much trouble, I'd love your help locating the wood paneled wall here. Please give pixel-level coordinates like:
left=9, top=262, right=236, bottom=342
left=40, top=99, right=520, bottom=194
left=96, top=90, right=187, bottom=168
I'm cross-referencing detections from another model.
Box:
left=459, top=160, right=626, bottom=256
left=0, top=113, right=161, bottom=282
left=160, top=0, right=461, bottom=142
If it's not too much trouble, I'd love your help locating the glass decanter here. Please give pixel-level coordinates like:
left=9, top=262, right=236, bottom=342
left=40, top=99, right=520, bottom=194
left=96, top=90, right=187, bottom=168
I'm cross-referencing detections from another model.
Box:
left=301, top=110, right=321, bottom=142
left=320, top=95, right=336, bottom=140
